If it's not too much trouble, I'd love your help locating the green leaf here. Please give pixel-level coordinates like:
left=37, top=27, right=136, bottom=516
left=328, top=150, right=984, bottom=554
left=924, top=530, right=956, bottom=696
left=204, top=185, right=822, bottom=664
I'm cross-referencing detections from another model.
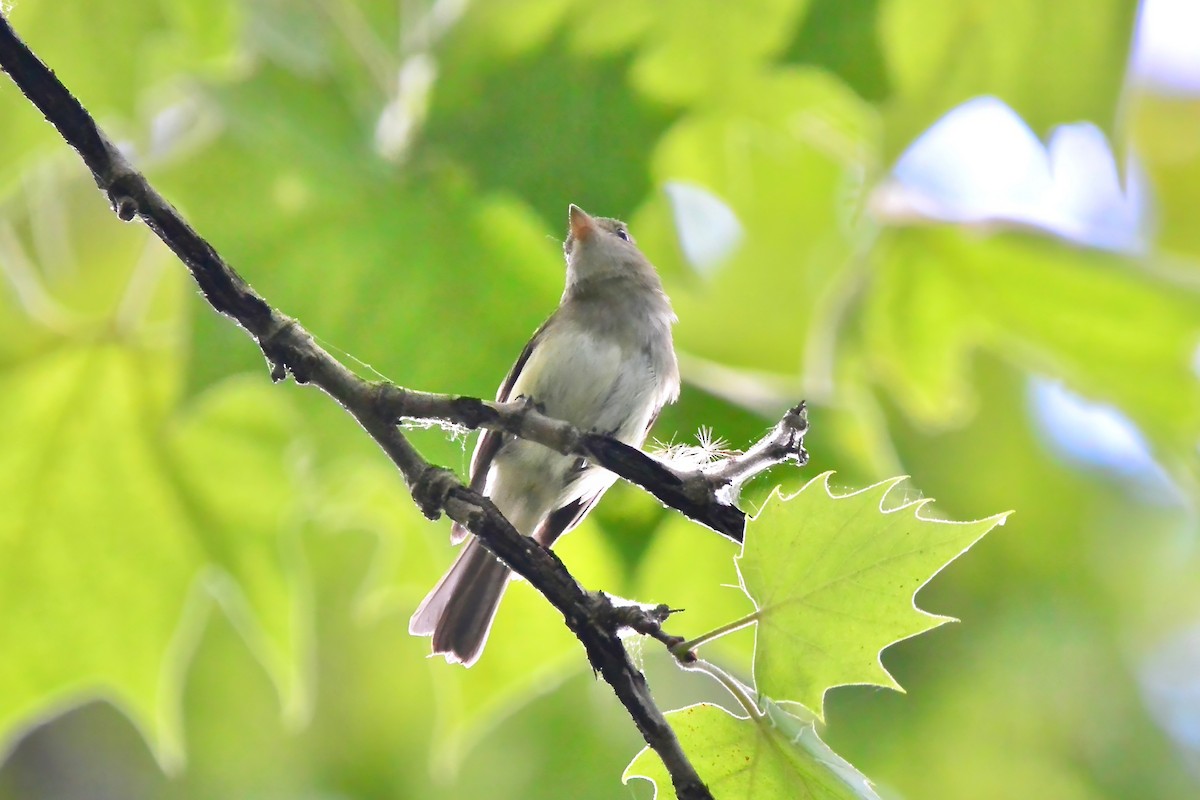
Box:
left=737, top=473, right=1007, bottom=717
left=0, top=345, right=189, bottom=762
left=167, top=376, right=314, bottom=730
left=570, top=0, right=812, bottom=105
left=878, top=0, right=1138, bottom=160
left=0, top=344, right=311, bottom=766
left=441, top=0, right=810, bottom=107
left=861, top=227, right=1200, bottom=461
left=623, top=702, right=879, bottom=799
left=632, top=68, right=876, bottom=373
left=315, top=458, right=445, bottom=621
left=0, top=174, right=310, bottom=764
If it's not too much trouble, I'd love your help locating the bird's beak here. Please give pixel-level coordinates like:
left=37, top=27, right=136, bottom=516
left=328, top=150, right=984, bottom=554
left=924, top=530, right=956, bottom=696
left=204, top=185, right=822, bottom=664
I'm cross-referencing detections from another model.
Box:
left=569, top=204, right=596, bottom=243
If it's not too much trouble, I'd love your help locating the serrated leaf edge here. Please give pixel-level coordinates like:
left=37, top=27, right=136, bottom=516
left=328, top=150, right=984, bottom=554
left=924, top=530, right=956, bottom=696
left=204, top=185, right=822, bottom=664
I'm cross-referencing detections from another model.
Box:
left=738, top=471, right=1012, bottom=718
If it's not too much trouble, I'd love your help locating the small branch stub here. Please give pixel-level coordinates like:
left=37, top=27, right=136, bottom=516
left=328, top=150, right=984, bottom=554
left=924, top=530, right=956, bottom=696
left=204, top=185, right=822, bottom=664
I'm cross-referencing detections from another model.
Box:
left=111, top=194, right=137, bottom=221
left=413, top=465, right=457, bottom=520
left=588, top=594, right=697, bottom=662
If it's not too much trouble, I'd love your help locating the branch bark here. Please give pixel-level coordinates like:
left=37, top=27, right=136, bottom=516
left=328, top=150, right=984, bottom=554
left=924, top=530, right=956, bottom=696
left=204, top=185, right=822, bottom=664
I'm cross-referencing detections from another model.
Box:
left=0, top=14, right=804, bottom=799
left=376, top=386, right=808, bottom=542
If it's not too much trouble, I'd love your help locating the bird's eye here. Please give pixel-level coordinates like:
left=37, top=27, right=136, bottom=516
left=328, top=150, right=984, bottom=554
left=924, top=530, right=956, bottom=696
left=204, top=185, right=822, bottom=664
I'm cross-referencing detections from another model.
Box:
left=615, top=228, right=631, bottom=242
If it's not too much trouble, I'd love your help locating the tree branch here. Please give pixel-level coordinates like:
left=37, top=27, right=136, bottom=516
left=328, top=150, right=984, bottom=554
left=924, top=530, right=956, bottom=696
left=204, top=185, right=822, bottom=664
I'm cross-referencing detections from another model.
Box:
left=0, top=14, right=804, bottom=798
left=376, top=386, right=808, bottom=542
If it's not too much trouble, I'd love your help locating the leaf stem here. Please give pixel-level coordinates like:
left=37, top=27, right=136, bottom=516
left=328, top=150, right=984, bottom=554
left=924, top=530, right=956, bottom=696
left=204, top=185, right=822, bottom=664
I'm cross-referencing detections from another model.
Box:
left=683, top=659, right=764, bottom=720
left=671, top=610, right=761, bottom=659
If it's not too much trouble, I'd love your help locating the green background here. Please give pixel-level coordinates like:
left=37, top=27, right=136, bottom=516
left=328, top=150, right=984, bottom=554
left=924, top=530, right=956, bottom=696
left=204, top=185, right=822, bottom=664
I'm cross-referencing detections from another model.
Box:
left=2, top=0, right=1198, bottom=797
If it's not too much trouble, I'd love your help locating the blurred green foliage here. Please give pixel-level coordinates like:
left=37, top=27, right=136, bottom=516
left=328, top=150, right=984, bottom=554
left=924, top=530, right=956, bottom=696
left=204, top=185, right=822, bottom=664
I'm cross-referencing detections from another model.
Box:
left=2, top=0, right=1198, bottom=798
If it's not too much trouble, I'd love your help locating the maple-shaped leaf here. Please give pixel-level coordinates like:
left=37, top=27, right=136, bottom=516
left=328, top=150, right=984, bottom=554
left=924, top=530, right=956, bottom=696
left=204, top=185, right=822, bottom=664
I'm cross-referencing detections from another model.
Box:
left=623, top=701, right=879, bottom=800
left=0, top=172, right=313, bottom=766
left=0, top=346, right=310, bottom=767
left=738, top=472, right=1009, bottom=717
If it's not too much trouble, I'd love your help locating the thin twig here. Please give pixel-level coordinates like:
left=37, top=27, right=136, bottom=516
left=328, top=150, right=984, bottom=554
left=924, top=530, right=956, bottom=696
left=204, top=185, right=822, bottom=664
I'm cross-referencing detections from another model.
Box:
left=702, top=402, right=809, bottom=502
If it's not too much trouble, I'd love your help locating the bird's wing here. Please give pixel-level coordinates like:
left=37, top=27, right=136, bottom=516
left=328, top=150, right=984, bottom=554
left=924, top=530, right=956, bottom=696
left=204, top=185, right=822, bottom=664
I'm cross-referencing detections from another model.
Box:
left=533, top=390, right=671, bottom=548
left=532, top=481, right=601, bottom=547
left=450, top=320, right=549, bottom=544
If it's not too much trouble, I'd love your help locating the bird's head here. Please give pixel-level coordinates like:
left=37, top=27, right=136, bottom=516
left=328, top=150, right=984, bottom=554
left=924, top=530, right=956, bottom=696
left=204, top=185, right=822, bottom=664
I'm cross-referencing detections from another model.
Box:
left=562, top=204, right=663, bottom=295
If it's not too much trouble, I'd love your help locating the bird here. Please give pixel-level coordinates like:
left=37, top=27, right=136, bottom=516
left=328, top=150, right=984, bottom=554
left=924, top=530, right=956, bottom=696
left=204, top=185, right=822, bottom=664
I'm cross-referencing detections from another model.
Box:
left=409, top=204, right=680, bottom=666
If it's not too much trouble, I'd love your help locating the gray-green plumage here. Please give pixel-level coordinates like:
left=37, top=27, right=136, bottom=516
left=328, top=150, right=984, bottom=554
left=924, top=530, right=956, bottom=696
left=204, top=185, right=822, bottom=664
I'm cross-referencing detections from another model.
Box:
left=409, top=205, right=679, bottom=666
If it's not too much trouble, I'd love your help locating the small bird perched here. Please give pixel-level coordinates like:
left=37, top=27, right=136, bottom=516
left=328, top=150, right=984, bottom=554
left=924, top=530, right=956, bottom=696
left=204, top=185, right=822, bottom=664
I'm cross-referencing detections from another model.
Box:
left=410, top=204, right=680, bottom=666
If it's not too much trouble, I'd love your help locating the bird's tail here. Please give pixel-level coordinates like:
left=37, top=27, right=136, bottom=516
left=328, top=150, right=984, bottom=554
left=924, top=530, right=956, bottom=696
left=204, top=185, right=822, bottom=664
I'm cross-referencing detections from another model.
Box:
left=409, top=537, right=511, bottom=666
